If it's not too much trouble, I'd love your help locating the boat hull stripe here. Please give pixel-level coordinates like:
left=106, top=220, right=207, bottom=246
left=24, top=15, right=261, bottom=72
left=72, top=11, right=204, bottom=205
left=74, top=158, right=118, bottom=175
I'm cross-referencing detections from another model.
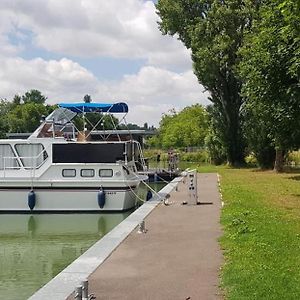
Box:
left=0, top=186, right=136, bottom=191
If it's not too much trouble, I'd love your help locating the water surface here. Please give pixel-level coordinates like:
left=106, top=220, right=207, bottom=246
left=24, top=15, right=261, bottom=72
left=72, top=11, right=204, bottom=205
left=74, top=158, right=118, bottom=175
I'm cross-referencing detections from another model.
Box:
left=0, top=182, right=165, bottom=300
left=0, top=214, right=130, bottom=299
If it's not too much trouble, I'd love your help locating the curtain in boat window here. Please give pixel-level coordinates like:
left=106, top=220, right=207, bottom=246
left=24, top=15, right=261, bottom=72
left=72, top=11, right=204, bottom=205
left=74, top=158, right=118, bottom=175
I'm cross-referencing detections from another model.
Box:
left=15, top=144, right=47, bottom=168
left=0, top=144, right=19, bottom=169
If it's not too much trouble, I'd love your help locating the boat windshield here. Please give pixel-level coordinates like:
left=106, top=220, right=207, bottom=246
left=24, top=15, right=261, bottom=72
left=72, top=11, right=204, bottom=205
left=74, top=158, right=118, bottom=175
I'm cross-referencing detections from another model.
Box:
left=46, top=108, right=77, bottom=125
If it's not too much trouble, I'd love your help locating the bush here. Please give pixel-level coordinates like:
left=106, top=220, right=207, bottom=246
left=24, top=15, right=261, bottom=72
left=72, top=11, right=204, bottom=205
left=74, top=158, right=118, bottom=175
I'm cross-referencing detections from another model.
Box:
left=286, top=150, right=300, bottom=166
left=204, top=131, right=227, bottom=165
left=180, top=150, right=209, bottom=162
left=245, top=153, right=258, bottom=167
left=143, top=149, right=209, bottom=163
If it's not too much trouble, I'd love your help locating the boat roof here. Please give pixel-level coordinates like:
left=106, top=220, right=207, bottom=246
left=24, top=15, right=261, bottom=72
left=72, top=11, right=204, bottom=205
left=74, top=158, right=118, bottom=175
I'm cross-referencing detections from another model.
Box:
left=58, top=102, right=128, bottom=113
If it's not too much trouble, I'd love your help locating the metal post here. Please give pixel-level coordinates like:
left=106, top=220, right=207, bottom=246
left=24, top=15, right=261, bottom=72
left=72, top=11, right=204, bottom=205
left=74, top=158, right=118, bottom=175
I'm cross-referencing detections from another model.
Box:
left=81, top=280, right=88, bottom=300
left=74, top=285, right=82, bottom=300
left=187, top=170, right=198, bottom=205
left=138, top=220, right=146, bottom=233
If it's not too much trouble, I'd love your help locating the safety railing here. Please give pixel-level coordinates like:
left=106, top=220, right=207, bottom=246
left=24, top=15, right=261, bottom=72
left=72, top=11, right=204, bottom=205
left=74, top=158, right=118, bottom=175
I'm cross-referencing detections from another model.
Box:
left=2, top=148, right=49, bottom=177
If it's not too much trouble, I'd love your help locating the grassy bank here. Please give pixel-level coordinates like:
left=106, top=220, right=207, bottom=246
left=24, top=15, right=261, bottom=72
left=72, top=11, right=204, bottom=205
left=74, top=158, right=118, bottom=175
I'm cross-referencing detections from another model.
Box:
left=197, top=165, right=300, bottom=299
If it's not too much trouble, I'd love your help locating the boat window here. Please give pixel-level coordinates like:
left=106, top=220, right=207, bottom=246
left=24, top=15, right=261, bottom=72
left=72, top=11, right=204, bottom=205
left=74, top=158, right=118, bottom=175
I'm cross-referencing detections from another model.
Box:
left=81, top=169, right=95, bottom=177
left=15, top=143, right=48, bottom=168
left=62, top=169, right=76, bottom=177
left=52, top=143, right=125, bottom=163
left=0, top=144, right=19, bottom=170
left=99, top=169, right=113, bottom=177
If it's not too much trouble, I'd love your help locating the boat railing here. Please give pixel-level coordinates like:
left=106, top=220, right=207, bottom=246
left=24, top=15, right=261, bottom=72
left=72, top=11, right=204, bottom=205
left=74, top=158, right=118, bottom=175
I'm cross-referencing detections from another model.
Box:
left=2, top=148, right=49, bottom=177
left=135, top=141, right=147, bottom=171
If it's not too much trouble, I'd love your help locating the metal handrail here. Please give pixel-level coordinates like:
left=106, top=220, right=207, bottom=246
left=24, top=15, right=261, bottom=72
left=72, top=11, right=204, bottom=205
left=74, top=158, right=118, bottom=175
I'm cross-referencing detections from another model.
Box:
left=2, top=148, right=49, bottom=171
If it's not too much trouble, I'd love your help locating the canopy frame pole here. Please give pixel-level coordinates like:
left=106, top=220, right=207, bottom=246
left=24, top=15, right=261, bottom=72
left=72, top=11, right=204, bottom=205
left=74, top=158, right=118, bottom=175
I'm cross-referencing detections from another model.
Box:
left=85, top=112, right=106, bottom=140
left=83, top=105, right=86, bottom=140
left=108, top=113, right=122, bottom=142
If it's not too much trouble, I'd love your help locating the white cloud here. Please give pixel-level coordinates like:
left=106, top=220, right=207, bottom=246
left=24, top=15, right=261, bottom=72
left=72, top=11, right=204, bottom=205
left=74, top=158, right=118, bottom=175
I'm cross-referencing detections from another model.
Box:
left=94, top=66, right=210, bottom=125
left=0, top=57, right=209, bottom=126
left=0, top=0, right=210, bottom=127
left=0, top=0, right=192, bottom=70
left=0, top=57, right=98, bottom=100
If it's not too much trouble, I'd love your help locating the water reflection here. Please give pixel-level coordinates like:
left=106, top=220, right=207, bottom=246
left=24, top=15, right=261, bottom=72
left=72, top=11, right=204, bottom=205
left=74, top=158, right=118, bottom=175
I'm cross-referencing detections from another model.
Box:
left=0, top=213, right=130, bottom=300
left=0, top=182, right=166, bottom=300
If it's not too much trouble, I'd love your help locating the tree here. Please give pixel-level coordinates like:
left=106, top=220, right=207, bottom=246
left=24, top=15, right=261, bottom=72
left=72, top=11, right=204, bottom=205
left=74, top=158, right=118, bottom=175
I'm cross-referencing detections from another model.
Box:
left=7, top=102, right=49, bottom=133
left=12, top=95, right=21, bottom=106
left=0, top=100, right=12, bottom=138
left=83, top=94, right=92, bottom=103
left=205, top=105, right=227, bottom=165
left=239, top=0, right=300, bottom=171
left=22, top=89, right=47, bottom=104
left=155, top=104, right=208, bottom=149
left=242, top=102, right=276, bottom=169
left=156, top=0, right=259, bottom=165
left=0, top=91, right=55, bottom=135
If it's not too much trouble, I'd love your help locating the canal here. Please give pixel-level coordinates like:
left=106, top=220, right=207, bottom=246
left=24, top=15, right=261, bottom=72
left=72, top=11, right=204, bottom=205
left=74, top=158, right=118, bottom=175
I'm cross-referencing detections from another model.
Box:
left=0, top=183, right=165, bottom=300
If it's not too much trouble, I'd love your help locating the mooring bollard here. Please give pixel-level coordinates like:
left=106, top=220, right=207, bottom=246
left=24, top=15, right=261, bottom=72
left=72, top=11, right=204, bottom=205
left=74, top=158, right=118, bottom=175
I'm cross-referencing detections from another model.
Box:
left=81, top=280, right=88, bottom=300
left=138, top=220, right=146, bottom=233
left=74, top=285, right=82, bottom=300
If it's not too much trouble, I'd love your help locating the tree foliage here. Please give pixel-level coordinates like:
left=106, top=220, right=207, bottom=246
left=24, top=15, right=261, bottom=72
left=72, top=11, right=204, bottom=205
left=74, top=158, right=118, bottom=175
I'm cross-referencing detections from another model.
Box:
left=239, top=0, right=300, bottom=171
left=83, top=94, right=92, bottom=103
left=22, top=89, right=47, bottom=104
left=0, top=100, right=12, bottom=138
left=156, top=0, right=259, bottom=165
left=0, top=90, right=53, bottom=135
left=151, top=104, right=208, bottom=149
left=7, top=102, right=50, bottom=133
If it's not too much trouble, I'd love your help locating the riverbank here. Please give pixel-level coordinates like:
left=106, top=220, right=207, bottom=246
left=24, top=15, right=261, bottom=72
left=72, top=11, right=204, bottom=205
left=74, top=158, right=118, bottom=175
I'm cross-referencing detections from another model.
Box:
left=193, top=165, right=300, bottom=299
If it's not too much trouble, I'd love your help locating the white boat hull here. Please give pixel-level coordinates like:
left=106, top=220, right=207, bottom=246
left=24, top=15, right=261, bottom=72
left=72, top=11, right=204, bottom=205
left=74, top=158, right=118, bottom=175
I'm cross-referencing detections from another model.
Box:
left=0, top=187, right=138, bottom=213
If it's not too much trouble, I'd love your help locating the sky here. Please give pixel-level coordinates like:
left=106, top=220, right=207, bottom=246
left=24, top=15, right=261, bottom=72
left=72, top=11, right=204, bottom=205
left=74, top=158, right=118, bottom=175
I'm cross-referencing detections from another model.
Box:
left=0, top=0, right=210, bottom=126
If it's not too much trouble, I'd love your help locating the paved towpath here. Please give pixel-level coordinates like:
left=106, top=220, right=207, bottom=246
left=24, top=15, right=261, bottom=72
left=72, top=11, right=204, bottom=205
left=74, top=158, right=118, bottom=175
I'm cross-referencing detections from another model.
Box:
left=79, top=173, right=223, bottom=300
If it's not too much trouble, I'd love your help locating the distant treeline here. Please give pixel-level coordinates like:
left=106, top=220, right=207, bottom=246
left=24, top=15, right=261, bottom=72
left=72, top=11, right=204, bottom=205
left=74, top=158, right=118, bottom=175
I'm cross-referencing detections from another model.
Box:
left=0, top=90, right=153, bottom=138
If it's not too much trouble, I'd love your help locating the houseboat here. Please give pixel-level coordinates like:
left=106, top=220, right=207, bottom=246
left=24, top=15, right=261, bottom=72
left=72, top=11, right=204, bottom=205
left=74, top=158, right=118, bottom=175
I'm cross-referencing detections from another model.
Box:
left=0, top=102, right=147, bottom=213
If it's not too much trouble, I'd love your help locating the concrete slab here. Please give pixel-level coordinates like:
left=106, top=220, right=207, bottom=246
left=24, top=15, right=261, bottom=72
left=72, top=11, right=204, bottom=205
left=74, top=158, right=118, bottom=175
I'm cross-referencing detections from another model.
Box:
left=82, top=173, right=223, bottom=300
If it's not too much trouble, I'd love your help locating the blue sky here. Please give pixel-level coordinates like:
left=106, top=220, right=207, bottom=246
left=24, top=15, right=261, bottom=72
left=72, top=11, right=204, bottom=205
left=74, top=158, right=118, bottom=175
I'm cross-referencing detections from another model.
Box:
left=0, top=0, right=209, bottom=125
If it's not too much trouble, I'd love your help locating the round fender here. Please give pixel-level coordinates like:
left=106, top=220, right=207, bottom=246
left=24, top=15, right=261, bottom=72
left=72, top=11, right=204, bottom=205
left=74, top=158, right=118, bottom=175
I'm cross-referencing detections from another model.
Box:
left=28, top=190, right=36, bottom=210
left=97, top=190, right=106, bottom=208
left=146, top=190, right=152, bottom=201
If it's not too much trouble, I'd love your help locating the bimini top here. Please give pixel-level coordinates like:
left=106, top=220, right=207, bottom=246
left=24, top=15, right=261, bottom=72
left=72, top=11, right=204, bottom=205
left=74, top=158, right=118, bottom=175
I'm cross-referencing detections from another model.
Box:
left=58, top=102, right=128, bottom=113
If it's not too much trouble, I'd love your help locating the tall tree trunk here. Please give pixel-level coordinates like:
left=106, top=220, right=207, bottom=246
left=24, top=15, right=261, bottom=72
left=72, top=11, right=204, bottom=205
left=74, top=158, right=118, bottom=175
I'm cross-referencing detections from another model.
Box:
left=256, top=146, right=276, bottom=169
left=226, top=125, right=245, bottom=166
left=221, top=73, right=245, bottom=166
left=274, top=149, right=284, bottom=172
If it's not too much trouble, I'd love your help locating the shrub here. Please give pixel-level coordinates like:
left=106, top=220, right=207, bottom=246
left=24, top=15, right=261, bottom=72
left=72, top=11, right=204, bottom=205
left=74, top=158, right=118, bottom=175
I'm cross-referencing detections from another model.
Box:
left=179, top=150, right=209, bottom=162
left=286, top=150, right=300, bottom=166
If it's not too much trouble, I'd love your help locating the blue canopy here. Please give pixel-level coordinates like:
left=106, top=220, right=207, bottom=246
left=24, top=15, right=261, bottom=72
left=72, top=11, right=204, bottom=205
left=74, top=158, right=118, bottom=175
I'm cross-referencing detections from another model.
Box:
left=58, top=102, right=128, bottom=113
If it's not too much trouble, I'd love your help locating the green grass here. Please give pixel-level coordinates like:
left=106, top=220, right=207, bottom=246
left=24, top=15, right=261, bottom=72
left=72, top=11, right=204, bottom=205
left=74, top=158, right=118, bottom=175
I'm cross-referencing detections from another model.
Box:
left=197, top=165, right=300, bottom=299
